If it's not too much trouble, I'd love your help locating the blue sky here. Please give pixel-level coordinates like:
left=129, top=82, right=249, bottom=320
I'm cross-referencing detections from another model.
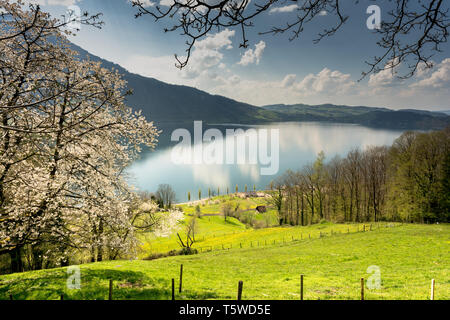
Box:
left=26, top=0, right=450, bottom=111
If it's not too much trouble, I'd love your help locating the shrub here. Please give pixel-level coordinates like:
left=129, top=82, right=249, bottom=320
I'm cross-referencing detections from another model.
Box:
left=143, top=248, right=198, bottom=260
left=253, top=220, right=266, bottom=229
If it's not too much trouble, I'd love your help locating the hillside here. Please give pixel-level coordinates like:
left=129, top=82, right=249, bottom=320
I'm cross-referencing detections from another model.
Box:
left=262, top=104, right=450, bottom=130
left=71, top=43, right=450, bottom=130
left=1, top=223, right=448, bottom=300
left=71, top=44, right=281, bottom=125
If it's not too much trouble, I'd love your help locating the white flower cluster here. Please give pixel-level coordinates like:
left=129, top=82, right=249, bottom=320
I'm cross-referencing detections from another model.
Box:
left=0, top=1, right=160, bottom=268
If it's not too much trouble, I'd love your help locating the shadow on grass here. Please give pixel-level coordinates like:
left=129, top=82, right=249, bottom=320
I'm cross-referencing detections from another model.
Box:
left=0, top=268, right=219, bottom=300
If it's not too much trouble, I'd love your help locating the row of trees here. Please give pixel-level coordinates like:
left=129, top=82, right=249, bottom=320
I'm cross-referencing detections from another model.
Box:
left=188, top=184, right=258, bottom=201
left=269, top=129, right=449, bottom=225
left=0, top=2, right=164, bottom=273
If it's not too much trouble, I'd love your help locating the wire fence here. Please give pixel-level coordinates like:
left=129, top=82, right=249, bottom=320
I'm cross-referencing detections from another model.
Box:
left=150, top=222, right=403, bottom=255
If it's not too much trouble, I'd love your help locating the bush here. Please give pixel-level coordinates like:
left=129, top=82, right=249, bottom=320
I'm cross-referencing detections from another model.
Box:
left=252, top=220, right=266, bottom=229
left=179, top=247, right=198, bottom=255
left=143, top=248, right=198, bottom=260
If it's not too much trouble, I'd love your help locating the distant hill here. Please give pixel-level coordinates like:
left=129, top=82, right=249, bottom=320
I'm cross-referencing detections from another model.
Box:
left=437, top=110, right=450, bottom=116
left=71, top=43, right=450, bottom=130
left=262, top=104, right=450, bottom=130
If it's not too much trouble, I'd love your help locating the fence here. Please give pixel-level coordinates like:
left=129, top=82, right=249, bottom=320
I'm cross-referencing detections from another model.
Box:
left=7, top=222, right=429, bottom=301
left=7, top=269, right=437, bottom=301
left=154, top=222, right=403, bottom=255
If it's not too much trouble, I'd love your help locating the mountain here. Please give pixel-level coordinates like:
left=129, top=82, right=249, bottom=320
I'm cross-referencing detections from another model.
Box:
left=437, top=110, right=450, bottom=116
left=71, top=43, right=450, bottom=130
left=71, top=43, right=281, bottom=126
left=262, top=104, right=450, bottom=130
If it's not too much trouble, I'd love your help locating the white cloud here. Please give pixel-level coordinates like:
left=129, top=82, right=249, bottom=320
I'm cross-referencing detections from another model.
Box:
left=296, top=68, right=356, bottom=95
left=181, top=28, right=235, bottom=79
left=195, top=28, right=234, bottom=51
left=368, top=59, right=401, bottom=87
left=122, top=29, right=235, bottom=86
left=415, top=61, right=435, bottom=78
left=238, top=41, right=266, bottom=66
left=269, top=4, right=298, bottom=13
left=129, top=0, right=155, bottom=7
left=281, top=74, right=296, bottom=88
left=410, top=58, right=450, bottom=89
left=228, top=75, right=241, bottom=85
left=22, top=0, right=79, bottom=6
left=159, top=0, right=173, bottom=6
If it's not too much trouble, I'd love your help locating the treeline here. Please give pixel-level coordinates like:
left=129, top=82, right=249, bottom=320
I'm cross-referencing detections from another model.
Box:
left=269, top=128, right=450, bottom=225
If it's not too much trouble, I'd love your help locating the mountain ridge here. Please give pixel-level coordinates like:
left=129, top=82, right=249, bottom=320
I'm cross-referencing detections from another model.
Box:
left=70, top=42, right=450, bottom=130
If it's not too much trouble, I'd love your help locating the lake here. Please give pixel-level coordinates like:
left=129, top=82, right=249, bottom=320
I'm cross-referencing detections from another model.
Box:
left=127, top=122, right=404, bottom=203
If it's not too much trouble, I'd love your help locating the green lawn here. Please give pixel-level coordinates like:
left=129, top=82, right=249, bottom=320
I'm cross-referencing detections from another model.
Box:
left=1, top=224, right=448, bottom=300
left=139, top=195, right=393, bottom=257
left=140, top=195, right=274, bottom=256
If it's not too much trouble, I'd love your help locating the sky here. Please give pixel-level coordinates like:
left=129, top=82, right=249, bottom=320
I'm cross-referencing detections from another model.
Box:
left=24, top=0, right=450, bottom=111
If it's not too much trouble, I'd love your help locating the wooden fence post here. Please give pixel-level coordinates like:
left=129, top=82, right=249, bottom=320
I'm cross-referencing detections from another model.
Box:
left=361, top=278, right=364, bottom=300
left=60, top=294, right=64, bottom=300
left=179, top=264, right=183, bottom=293
left=430, top=279, right=435, bottom=300
left=109, top=280, right=113, bottom=300
left=9, top=294, right=12, bottom=301
left=172, top=278, right=175, bottom=300
left=237, top=281, right=243, bottom=300
left=300, top=275, right=304, bottom=301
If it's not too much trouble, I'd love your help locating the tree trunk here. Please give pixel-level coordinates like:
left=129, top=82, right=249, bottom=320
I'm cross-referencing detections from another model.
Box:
left=90, top=246, right=96, bottom=263
left=301, top=193, right=304, bottom=226
left=97, top=220, right=104, bottom=262
left=9, top=247, right=23, bottom=273
left=31, top=245, right=43, bottom=270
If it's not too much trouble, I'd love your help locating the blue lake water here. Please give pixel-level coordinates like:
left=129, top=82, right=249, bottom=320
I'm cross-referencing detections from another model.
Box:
left=128, top=122, right=404, bottom=203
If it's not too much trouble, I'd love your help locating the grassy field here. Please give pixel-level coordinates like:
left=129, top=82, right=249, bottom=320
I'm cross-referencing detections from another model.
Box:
left=139, top=195, right=387, bottom=257
left=1, top=223, right=448, bottom=300
left=139, top=194, right=276, bottom=256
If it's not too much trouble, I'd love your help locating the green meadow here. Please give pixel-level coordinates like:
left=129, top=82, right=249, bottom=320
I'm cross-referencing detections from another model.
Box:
left=1, top=223, right=448, bottom=300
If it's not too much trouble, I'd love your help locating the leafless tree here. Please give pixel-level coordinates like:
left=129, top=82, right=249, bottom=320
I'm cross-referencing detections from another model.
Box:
left=267, top=177, right=284, bottom=225
left=303, top=164, right=315, bottom=223
left=365, top=146, right=389, bottom=222
left=131, top=0, right=449, bottom=78
left=155, top=184, right=177, bottom=208
left=221, top=201, right=234, bottom=221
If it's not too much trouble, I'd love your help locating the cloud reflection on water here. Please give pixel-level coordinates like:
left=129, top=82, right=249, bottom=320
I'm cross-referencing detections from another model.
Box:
left=128, top=122, right=403, bottom=202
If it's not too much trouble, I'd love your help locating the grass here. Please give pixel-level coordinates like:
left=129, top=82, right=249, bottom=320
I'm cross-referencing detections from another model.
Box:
left=1, top=223, right=448, bottom=300
left=139, top=195, right=385, bottom=257
left=140, top=195, right=275, bottom=256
